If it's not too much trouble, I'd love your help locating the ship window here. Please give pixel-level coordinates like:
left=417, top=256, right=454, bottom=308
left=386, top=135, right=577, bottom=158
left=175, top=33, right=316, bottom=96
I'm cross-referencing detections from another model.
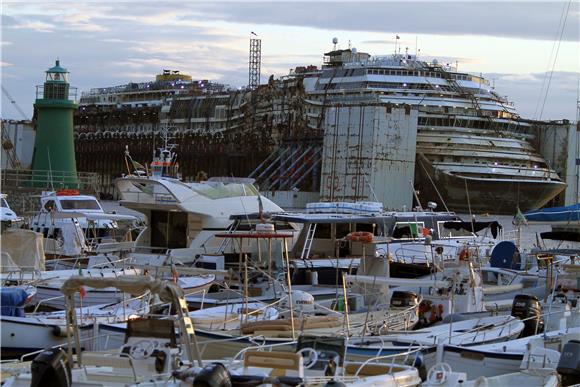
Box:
left=392, top=222, right=424, bottom=239
left=336, top=223, right=352, bottom=239
left=60, top=199, right=101, bottom=210
left=355, top=223, right=379, bottom=236
left=313, top=223, right=331, bottom=239
left=1, top=198, right=8, bottom=208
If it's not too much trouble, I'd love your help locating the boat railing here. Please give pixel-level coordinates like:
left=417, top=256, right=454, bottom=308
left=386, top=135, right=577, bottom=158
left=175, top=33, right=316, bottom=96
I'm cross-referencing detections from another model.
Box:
left=44, top=256, right=86, bottom=271
left=18, top=330, right=112, bottom=362
left=0, top=168, right=99, bottom=193
left=362, top=300, right=421, bottom=335
left=230, top=338, right=298, bottom=363
left=1, top=268, right=44, bottom=282
left=350, top=341, right=424, bottom=377
left=31, top=294, right=66, bottom=314
left=89, top=256, right=133, bottom=270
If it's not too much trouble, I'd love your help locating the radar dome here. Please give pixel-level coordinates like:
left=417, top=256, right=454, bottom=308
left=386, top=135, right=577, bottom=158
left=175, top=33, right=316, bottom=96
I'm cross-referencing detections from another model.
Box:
left=432, top=58, right=439, bottom=65
left=332, top=37, right=338, bottom=44
left=352, top=47, right=357, bottom=54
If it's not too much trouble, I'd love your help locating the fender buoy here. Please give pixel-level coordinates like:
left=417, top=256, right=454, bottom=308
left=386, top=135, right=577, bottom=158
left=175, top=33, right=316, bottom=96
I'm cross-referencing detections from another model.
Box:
left=345, top=231, right=374, bottom=243
left=459, top=247, right=470, bottom=261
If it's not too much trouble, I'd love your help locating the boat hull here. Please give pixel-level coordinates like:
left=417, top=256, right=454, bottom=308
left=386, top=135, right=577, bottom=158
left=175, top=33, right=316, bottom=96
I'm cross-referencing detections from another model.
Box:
left=33, top=286, right=128, bottom=310
left=0, top=316, right=94, bottom=358
left=415, top=155, right=566, bottom=214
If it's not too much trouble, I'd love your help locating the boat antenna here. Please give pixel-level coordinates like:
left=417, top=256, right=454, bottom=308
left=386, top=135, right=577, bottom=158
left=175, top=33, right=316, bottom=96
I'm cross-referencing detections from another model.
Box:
left=46, top=146, right=54, bottom=191
left=124, top=145, right=132, bottom=175
left=535, top=0, right=572, bottom=120
left=257, top=193, right=265, bottom=223
left=464, top=179, right=475, bottom=234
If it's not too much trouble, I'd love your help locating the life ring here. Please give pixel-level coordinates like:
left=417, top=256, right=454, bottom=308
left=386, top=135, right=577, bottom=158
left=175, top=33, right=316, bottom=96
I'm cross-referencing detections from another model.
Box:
left=56, top=189, right=80, bottom=196
left=345, top=231, right=374, bottom=243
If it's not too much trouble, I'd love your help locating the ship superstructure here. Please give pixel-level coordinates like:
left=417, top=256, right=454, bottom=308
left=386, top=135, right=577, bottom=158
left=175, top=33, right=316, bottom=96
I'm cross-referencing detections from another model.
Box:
left=293, top=48, right=566, bottom=213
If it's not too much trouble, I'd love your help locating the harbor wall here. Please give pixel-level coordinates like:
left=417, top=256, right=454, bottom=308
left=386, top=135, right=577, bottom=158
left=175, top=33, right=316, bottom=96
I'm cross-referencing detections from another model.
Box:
left=320, top=104, right=418, bottom=210
left=531, top=120, right=579, bottom=206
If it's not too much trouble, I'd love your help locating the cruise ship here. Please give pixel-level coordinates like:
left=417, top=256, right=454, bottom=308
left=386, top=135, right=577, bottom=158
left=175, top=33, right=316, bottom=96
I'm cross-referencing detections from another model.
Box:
left=74, top=50, right=568, bottom=214
left=294, top=48, right=566, bottom=213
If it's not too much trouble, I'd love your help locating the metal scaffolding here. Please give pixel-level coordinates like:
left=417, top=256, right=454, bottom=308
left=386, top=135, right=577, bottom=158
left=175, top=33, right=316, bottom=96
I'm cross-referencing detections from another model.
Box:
left=249, top=38, right=261, bottom=89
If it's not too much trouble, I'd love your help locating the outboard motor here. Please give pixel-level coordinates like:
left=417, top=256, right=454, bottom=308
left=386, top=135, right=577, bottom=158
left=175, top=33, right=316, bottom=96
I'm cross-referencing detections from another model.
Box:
left=193, top=362, right=232, bottom=387
left=30, top=348, right=71, bottom=387
left=557, top=340, right=580, bottom=386
left=390, top=291, right=419, bottom=308
left=511, top=294, right=543, bottom=337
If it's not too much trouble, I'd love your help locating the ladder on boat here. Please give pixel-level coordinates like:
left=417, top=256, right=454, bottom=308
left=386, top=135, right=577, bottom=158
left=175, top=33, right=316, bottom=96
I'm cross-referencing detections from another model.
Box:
left=172, top=289, right=203, bottom=367
left=300, top=223, right=317, bottom=260
left=216, top=221, right=237, bottom=254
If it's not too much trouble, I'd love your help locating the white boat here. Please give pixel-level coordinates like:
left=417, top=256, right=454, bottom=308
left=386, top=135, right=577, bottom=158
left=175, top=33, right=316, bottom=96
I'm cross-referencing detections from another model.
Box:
left=2, top=275, right=210, bottom=386
left=480, top=266, right=546, bottom=301
left=30, top=268, right=215, bottom=310
left=174, top=337, right=423, bottom=387
left=116, top=143, right=300, bottom=267
left=188, top=301, right=279, bottom=330
left=421, top=363, right=559, bottom=387
left=0, top=296, right=149, bottom=357
left=0, top=193, right=20, bottom=230
left=426, top=326, right=580, bottom=379
left=29, top=190, right=139, bottom=258
left=272, top=204, right=499, bottom=278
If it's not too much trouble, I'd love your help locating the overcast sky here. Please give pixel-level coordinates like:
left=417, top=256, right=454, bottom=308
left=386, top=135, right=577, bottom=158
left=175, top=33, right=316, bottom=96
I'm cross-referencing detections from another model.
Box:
left=1, top=1, right=579, bottom=121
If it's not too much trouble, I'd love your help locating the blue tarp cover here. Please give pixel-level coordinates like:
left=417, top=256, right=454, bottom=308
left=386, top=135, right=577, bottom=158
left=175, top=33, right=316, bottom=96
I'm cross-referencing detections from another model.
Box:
left=0, top=288, right=28, bottom=317
left=523, top=203, right=580, bottom=224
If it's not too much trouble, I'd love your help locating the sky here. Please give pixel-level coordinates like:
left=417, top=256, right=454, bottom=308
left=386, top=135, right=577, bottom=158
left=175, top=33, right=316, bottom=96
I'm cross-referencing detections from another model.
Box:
left=1, top=1, right=579, bottom=121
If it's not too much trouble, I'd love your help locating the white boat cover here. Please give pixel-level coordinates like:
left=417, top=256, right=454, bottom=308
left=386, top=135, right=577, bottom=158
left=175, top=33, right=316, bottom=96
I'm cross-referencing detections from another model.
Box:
left=60, top=275, right=183, bottom=303
left=0, top=252, right=19, bottom=272
left=0, top=229, right=45, bottom=271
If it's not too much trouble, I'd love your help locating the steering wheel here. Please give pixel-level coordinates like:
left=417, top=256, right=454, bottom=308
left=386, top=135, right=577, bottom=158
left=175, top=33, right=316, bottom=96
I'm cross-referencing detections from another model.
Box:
left=426, top=362, right=452, bottom=385
left=128, top=339, right=157, bottom=360
left=297, top=347, right=318, bottom=369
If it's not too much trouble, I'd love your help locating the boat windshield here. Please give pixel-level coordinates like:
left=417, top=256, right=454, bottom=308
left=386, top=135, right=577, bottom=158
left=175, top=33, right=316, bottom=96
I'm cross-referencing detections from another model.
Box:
left=0, top=198, right=8, bottom=208
left=60, top=199, right=102, bottom=210
left=188, top=182, right=259, bottom=199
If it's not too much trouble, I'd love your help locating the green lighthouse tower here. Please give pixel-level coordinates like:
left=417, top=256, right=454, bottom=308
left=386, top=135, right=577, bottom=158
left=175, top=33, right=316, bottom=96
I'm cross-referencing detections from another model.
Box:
left=31, top=59, right=78, bottom=187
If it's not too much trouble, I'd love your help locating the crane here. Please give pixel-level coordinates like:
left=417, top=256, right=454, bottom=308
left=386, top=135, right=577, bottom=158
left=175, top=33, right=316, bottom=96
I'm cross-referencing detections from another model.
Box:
left=1, top=85, right=28, bottom=168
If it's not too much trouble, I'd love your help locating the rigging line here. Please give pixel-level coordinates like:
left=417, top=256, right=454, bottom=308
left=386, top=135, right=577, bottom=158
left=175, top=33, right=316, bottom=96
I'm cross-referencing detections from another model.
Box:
left=1, top=85, right=28, bottom=120
left=539, top=0, right=573, bottom=120
left=533, top=1, right=569, bottom=119
left=418, top=156, right=450, bottom=213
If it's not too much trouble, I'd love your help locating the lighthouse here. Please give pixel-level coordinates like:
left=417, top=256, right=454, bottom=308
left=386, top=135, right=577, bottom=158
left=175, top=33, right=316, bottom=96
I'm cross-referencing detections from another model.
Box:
left=31, top=59, right=78, bottom=187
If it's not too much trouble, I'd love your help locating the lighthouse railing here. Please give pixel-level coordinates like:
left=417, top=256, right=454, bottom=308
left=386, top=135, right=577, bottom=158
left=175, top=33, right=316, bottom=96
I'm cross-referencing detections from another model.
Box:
left=0, top=168, right=99, bottom=194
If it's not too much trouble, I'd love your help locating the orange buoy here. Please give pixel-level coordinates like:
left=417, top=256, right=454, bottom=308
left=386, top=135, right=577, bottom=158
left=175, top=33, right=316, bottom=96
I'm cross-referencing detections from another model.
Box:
left=56, top=189, right=80, bottom=196
left=345, top=231, right=374, bottom=243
